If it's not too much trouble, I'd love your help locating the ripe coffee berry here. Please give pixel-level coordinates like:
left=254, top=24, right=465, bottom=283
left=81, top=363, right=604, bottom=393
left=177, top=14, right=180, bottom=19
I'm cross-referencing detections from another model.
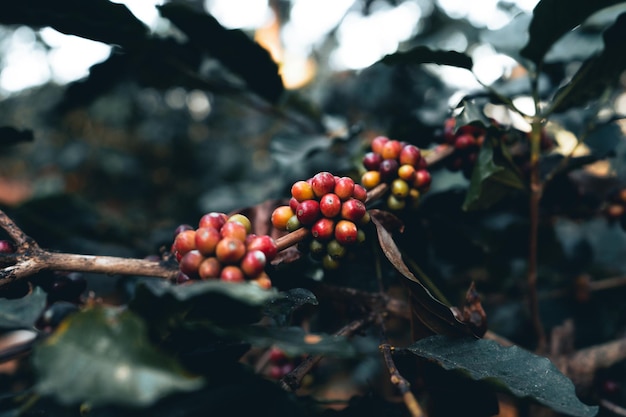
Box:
left=199, top=212, right=228, bottom=230
left=334, top=177, right=355, bottom=200
left=335, top=220, right=358, bottom=245
left=296, top=199, right=321, bottom=225
left=311, top=172, right=336, bottom=197
left=360, top=136, right=430, bottom=210
left=0, top=240, right=15, bottom=254
left=319, top=193, right=341, bottom=218
left=246, top=235, right=278, bottom=261
left=172, top=212, right=274, bottom=288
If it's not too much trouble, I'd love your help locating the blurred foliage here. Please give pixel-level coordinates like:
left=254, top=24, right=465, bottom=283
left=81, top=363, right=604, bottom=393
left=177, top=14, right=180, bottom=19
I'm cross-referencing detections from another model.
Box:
left=0, top=0, right=626, bottom=416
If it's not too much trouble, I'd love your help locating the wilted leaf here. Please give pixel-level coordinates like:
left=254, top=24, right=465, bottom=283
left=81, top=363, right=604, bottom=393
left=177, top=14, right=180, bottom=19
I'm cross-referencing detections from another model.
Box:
left=158, top=3, right=284, bottom=103
left=0, top=287, right=46, bottom=330
left=0, top=0, right=147, bottom=47
left=521, top=0, right=625, bottom=65
left=382, top=46, right=473, bottom=70
left=33, top=306, right=203, bottom=407
left=406, top=336, right=599, bottom=417
left=463, top=136, right=526, bottom=211
left=264, top=288, right=318, bottom=327
left=370, top=210, right=478, bottom=338
left=550, top=13, right=626, bottom=113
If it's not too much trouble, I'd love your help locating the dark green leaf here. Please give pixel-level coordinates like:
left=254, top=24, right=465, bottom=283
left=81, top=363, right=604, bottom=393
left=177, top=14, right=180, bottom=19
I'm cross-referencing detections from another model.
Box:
left=463, top=136, right=526, bottom=211
left=129, top=280, right=278, bottom=333
left=33, top=306, right=203, bottom=407
left=406, top=336, right=599, bottom=417
left=209, top=324, right=358, bottom=357
left=0, top=287, right=46, bottom=330
left=550, top=13, right=626, bottom=113
left=381, top=46, right=473, bottom=70
left=0, top=127, right=34, bottom=148
left=453, top=101, right=493, bottom=131
left=521, top=0, right=625, bottom=65
left=264, top=288, right=318, bottom=327
left=369, top=210, right=478, bottom=337
left=585, top=121, right=623, bottom=157
left=0, top=0, right=147, bottom=47
left=158, top=3, right=284, bottom=103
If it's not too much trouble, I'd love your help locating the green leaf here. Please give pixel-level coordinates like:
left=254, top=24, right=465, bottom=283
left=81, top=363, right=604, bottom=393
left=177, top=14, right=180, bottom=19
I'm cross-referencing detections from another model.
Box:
left=264, top=288, right=318, bottom=327
left=381, top=46, right=473, bottom=70
left=207, top=324, right=358, bottom=357
left=453, top=101, right=493, bottom=131
left=406, top=336, right=599, bottom=417
left=158, top=3, right=284, bottom=103
left=0, top=287, right=46, bottom=330
left=585, top=121, right=623, bottom=157
left=129, top=280, right=278, bottom=332
left=33, top=306, right=203, bottom=407
left=521, top=0, right=626, bottom=65
left=0, top=0, right=147, bottom=48
left=550, top=13, right=626, bottom=113
left=463, top=136, right=525, bottom=211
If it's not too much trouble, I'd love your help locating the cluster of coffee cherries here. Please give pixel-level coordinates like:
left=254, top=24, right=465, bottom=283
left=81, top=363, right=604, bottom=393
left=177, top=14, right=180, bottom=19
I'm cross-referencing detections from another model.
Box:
left=604, top=187, right=626, bottom=230
left=265, top=347, right=303, bottom=380
left=171, top=212, right=277, bottom=289
left=360, top=136, right=432, bottom=210
left=271, top=172, right=369, bottom=270
left=441, top=118, right=486, bottom=179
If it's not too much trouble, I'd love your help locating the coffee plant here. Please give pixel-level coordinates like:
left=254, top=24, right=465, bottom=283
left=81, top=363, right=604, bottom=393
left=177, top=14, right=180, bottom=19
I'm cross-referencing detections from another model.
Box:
left=1, top=1, right=626, bottom=416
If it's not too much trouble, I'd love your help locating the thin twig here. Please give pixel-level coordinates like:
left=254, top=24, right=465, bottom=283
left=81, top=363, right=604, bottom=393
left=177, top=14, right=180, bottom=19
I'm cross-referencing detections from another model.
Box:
left=600, top=399, right=626, bottom=417
left=379, top=343, right=425, bottom=417
left=279, top=312, right=377, bottom=392
left=528, top=118, right=547, bottom=353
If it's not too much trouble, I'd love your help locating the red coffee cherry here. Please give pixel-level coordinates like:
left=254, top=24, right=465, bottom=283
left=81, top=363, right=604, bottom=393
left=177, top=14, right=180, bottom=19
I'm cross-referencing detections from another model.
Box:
left=296, top=199, right=321, bottom=225
left=310, top=172, right=336, bottom=198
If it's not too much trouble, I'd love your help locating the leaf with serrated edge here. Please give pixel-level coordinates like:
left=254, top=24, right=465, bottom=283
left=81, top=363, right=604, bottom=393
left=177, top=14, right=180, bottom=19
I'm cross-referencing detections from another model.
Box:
left=33, top=306, right=203, bottom=407
left=407, top=336, right=598, bottom=417
left=0, top=287, right=46, bottom=330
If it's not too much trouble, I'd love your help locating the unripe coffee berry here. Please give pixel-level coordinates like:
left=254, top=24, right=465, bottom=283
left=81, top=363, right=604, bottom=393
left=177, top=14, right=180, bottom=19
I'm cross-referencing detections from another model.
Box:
left=227, top=214, right=252, bottom=234
left=291, top=180, right=315, bottom=202
left=271, top=206, right=295, bottom=230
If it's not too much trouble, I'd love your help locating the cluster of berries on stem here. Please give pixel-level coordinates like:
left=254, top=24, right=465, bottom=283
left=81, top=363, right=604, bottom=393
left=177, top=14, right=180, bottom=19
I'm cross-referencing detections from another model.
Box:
left=271, top=172, right=370, bottom=270
left=441, top=118, right=486, bottom=179
left=171, top=213, right=277, bottom=289
left=361, top=136, right=431, bottom=210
